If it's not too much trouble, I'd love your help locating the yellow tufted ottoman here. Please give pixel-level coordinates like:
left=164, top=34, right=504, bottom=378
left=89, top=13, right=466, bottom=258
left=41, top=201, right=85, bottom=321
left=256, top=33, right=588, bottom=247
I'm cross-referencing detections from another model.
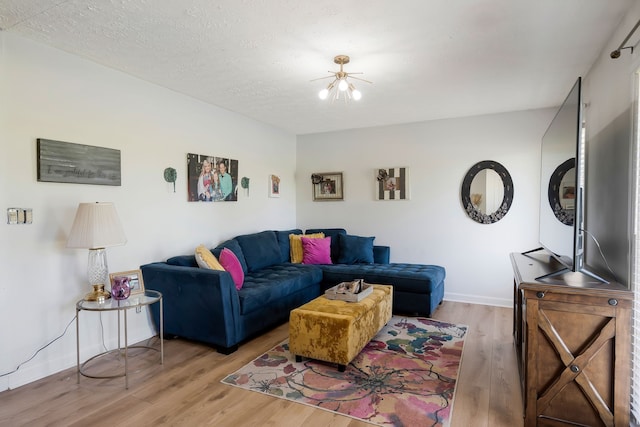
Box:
left=289, top=284, right=393, bottom=371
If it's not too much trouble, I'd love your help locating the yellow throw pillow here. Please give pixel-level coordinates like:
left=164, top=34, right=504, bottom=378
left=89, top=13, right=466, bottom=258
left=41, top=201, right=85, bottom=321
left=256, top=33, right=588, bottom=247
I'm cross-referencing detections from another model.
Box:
left=289, top=233, right=324, bottom=263
left=195, top=245, right=225, bottom=271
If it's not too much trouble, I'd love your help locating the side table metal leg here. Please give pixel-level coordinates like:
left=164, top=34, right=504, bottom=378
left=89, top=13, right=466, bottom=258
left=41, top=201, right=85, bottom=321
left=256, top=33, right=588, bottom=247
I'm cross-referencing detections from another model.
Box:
left=160, top=298, right=164, bottom=364
left=124, top=308, right=128, bottom=389
left=76, top=308, right=80, bottom=385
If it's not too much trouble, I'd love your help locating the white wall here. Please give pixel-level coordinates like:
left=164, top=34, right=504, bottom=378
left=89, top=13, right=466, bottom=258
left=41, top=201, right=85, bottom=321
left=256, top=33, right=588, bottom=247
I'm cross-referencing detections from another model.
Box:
left=296, top=109, right=555, bottom=306
left=0, top=33, right=298, bottom=391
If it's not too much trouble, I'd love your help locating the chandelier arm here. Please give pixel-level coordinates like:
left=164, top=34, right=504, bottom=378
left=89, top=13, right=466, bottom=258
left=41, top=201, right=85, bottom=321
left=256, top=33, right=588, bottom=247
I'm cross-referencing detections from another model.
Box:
left=346, top=76, right=373, bottom=84
left=310, top=75, right=338, bottom=82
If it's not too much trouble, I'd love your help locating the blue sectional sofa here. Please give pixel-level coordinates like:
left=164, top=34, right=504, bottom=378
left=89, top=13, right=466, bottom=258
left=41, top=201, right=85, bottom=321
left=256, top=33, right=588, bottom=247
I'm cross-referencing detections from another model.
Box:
left=140, top=228, right=445, bottom=354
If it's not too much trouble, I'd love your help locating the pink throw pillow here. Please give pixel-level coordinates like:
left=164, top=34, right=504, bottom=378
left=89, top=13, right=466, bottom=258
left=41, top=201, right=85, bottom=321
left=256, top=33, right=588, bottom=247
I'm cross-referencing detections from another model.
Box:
left=219, top=248, right=244, bottom=290
left=301, top=236, right=333, bottom=265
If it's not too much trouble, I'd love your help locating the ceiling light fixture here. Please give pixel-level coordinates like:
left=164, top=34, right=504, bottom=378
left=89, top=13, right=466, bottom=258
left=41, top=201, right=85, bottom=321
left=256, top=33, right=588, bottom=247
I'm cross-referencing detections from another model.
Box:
left=312, top=55, right=371, bottom=102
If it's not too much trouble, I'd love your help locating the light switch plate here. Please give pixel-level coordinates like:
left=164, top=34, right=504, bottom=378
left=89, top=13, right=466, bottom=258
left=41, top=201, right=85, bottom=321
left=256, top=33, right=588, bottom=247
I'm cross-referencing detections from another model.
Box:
left=7, top=208, right=18, bottom=224
left=7, top=208, right=32, bottom=224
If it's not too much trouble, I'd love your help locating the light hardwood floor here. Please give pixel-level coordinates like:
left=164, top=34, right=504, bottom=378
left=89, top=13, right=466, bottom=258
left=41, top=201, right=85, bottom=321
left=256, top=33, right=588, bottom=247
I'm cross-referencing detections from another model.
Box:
left=0, top=302, right=523, bottom=426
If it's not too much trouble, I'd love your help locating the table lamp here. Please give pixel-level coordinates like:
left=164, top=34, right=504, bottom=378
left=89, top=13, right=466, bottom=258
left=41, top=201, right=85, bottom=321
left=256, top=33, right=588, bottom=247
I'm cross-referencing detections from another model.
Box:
left=67, top=202, right=127, bottom=301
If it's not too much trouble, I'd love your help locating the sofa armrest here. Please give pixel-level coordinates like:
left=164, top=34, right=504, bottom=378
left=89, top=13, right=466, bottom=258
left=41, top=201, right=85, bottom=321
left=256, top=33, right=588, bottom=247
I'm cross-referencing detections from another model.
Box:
left=373, top=245, right=390, bottom=264
left=140, top=262, right=241, bottom=350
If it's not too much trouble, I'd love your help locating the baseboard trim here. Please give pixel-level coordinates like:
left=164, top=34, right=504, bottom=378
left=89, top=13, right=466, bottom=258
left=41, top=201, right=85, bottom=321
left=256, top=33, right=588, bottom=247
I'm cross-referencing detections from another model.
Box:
left=444, top=292, right=512, bottom=308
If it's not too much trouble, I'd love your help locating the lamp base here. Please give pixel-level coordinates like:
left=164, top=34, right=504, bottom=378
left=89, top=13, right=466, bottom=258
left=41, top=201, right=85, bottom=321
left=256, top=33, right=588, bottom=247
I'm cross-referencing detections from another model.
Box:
left=85, top=284, right=111, bottom=301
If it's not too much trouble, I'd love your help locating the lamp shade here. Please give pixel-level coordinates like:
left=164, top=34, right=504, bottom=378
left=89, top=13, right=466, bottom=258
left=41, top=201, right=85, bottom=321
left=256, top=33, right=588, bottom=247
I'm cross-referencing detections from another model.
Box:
left=67, top=202, right=127, bottom=249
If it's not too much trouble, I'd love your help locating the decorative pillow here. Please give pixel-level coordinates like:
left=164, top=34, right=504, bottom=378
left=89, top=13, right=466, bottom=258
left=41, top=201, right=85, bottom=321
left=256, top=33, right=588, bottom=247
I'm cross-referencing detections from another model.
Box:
left=219, top=248, right=244, bottom=290
left=195, top=245, right=225, bottom=271
left=236, top=231, right=282, bottom=272
left=301, top=236, right=333, bottom=265
left=337, top=234, right=375, bottom=264
left=212, top=239, right=248, bottom=274
left=305, top=228, right=347, bottom=262
left=289, top=233, right=324, bottom=263
left=166, top=255, right=198, bottom=267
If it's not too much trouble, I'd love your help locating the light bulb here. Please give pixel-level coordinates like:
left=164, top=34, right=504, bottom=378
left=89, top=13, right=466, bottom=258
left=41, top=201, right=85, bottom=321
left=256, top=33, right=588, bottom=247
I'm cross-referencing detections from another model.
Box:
left=318, top=88, right=329, bottom=100
left=338, top=78, right=349, bottom=91
left=352, top=89, right=362, bottom=101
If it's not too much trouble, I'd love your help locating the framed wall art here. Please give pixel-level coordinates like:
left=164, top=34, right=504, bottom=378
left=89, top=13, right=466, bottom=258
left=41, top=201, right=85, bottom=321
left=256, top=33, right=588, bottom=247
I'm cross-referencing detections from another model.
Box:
left=37, top=138, right=121, bottom=186
left=269, top=174, right=281, bottom=198
left=375, top=167, right=409, bottom=200
left=109, top=269, right=145, bottom=296
left=312, top=172, right=343, bottom=201
left=187, top=153, right=239, bottom=202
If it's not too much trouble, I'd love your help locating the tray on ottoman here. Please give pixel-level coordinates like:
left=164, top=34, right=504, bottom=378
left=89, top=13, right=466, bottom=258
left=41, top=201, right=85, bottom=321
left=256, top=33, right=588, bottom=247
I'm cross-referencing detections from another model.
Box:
left=324, top=280, right=373, bottom=302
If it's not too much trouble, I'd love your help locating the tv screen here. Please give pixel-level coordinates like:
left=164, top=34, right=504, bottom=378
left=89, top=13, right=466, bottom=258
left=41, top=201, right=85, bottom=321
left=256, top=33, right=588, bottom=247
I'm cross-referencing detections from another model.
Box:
left=538, top=77, right=583, bottom=274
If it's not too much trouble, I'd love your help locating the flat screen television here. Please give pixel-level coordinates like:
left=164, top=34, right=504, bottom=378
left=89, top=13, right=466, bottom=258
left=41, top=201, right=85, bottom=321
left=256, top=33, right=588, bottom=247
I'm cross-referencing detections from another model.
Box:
left=534, top=77, right=604, bottom=282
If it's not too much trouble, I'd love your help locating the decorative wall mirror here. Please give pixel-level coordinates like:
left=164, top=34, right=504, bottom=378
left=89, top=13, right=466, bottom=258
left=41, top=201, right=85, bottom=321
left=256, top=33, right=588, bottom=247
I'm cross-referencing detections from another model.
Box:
left=547, top=158, right=575, bottom=226
left=461, top=160, right=513, bottom=224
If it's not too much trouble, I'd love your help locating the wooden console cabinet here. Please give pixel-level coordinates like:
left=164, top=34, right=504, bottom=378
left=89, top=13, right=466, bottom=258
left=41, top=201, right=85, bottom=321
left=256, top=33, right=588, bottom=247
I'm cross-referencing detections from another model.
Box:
left=511, top=252, right=632, bottom=427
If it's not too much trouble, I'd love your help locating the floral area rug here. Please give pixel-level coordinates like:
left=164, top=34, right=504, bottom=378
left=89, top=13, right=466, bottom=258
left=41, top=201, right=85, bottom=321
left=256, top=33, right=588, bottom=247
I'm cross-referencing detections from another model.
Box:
left=221, top=316, right=467, bottom=427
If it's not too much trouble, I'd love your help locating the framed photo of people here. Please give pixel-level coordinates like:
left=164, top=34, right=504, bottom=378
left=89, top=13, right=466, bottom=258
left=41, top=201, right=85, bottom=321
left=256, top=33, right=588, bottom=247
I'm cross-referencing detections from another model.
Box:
left=312, top=172, right=343, bottom=201
left=187, top=153, right=239, bottom=202
left=375, top=167, right=410, bottom=200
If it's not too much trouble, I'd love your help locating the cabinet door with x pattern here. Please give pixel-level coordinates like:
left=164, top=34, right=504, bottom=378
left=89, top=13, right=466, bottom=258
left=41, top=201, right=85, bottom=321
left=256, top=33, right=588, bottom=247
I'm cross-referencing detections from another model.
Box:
left=523, top=288, right=631, bottom=427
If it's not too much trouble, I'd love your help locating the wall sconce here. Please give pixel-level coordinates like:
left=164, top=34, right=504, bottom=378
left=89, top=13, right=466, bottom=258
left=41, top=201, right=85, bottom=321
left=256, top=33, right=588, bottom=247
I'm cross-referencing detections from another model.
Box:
left=164, top=167, right=177, bottom=192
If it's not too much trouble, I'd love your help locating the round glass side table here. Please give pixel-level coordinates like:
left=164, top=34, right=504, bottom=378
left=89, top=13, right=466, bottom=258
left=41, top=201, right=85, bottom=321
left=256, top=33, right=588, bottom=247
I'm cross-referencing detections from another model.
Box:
left=76, top=289, right=163, bottom=389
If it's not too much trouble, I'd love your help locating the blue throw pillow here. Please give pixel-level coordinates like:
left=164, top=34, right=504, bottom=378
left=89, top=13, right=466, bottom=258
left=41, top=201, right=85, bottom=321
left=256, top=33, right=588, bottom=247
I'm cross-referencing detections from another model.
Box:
left=337, top=234, right=375, bottom=264
left=236, top=231, right=282, bottom=272
left=166, top=255, right=198, bottom=267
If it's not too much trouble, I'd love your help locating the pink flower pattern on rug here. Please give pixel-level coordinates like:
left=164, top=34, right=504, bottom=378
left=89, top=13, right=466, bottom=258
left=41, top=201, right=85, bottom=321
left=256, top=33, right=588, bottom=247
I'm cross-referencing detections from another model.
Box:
left=222, top=317, right=467, bottom=427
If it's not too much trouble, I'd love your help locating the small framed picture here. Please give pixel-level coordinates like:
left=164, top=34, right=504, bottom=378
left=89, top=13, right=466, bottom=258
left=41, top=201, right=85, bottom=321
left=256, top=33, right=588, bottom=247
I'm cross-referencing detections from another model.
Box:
left=269, top=174, right=281, bottom=198
left=375, top=167, right=410, bottom=200
left=312, top=172, right=344, bottom=201
left=109, top=269, right=145, bottom=296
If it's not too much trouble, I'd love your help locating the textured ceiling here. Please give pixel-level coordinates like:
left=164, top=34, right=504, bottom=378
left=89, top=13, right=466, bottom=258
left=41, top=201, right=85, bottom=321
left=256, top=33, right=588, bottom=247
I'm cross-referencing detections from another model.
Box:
left=0, top=0, right=635, bottom=134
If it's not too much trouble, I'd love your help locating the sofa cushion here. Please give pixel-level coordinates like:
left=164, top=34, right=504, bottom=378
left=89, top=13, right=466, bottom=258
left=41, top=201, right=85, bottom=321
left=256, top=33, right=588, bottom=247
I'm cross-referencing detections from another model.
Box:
left=238, top=264, right=323, bottom=314
left=195, top=245, right=225, bottom=271
left=213, top=239, right=248, bottom=274
left=219, top=248, right=244, bottom=290
left=337, top=234, right=375, bottom=264
left=302, top=236, right=333, bottom=265
left=275, top=229, right=302, bottom=263
left=289, top=233, right=324, bottom=263
left=236, top=231, right=282, bottom=272
left=305, top=228, right=347, bottom=263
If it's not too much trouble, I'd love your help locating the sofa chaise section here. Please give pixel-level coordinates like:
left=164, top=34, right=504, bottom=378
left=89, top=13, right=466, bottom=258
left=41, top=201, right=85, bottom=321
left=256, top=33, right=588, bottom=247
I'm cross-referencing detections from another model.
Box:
left=306, top=228, right=446, bottom=316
